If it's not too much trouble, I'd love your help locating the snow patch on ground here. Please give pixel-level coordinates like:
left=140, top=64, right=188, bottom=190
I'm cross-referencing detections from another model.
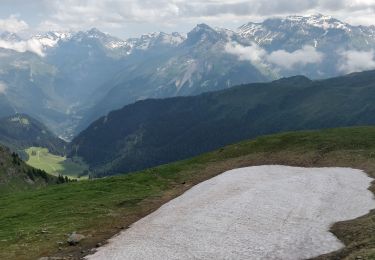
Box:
left=86, top=166, right=375, bottom=260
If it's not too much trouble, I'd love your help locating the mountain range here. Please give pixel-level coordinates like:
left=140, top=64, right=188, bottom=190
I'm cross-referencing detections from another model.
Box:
left=70, top=69, right=375, bottom=177
left=0, top=14, right=375, bottom=139
left=2, top=11, right=375, bottom=260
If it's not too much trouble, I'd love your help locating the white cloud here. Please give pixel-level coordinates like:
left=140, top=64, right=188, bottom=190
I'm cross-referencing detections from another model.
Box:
left=267, top=46, right=324, bottom=70
left=0, top=0, right=374, bottom=38
left=39, top=0, right=181, bottom=31
left=0, top=39, right=45, bottom=56
left=30, top=0, right=375, bottom=36
left=226, top=43, right=324, bottom=70
left=0, top=15, right=28, bottom=33
left=225, top=42, right=267, bottom=64
left=0, top=81, right=7, bottom=94
left=338, top=49, right=375, bottom=73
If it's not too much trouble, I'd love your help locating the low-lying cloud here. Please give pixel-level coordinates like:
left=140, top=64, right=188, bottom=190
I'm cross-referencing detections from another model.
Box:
left=225, top=42, right=267, bottom=65
left=226, top=42, right=324, bottom=70
left=0, top=39, right=45, bottom=56
left=0, top=81, right=7, bottom=94
left=267, top=46, right=324, bottom=69
left=338, top=49, right=375, bottom=73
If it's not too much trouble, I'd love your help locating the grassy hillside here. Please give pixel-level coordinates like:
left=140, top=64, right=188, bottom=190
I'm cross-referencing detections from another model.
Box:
left=0, top=145, right=58, bottom=195
left=25, top=147, right=88, bottom=178
left=71, top=70, right=375, bottom=177
left=2, top=127, right=375, bottom=259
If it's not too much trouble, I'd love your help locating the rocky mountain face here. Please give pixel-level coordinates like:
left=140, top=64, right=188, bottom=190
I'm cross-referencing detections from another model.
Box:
left=0, top=14, right=374, bottom=138
left=239, top=14, right=375, bottom=49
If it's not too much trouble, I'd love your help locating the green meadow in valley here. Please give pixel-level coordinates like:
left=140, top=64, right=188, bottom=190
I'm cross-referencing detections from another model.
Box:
left=25, top=147, right=88, bottom=179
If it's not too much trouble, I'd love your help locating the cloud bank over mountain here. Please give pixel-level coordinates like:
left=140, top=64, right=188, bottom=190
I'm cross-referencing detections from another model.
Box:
left=267, top=46, right=324, bottom=70
left=225, top=43, right=324, bottom=70
left=338, top=50, right=375, bottom=73
left=225, top=42, right=267, bottom=65
left=0, top=39, right=45, bottom=56
left=1, top=0, right=375, bottom=38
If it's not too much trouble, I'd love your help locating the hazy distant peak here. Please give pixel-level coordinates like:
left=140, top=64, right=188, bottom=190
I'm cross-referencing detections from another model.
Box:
left=185, top=23, right=221, bottom=46
left=86, top=27, right=109, bottom=38
left=0, top=31, right=22, bottom=42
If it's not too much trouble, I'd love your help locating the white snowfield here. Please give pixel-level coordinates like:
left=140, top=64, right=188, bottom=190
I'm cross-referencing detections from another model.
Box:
left=86, top=166, right=375, bottom=260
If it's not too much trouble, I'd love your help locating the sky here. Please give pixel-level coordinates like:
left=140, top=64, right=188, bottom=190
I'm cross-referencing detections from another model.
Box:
left=0, top=0, right=375, bottom=38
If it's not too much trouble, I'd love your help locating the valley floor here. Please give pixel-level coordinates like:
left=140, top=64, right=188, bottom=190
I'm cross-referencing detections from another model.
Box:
left=86, top=166, right=375, bottom=260
left=24, top=147, right=88, bottom=178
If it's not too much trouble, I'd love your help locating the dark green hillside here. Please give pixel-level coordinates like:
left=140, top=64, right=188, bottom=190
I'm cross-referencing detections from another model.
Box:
left=0, top=145, right=57, bottom=194
left=3, top=127, right=375, bottom=259
left=71, top=70, right=375, bottom=176
left=0, top=114, right=66, bottom=155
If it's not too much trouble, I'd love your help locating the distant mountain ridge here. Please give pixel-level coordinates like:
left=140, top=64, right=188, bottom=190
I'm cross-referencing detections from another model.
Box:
left=239, top=14, right=375, bottom=47
left=70, top=69, right=375, bottom=177
left=0, top=14, right=375, bottom=138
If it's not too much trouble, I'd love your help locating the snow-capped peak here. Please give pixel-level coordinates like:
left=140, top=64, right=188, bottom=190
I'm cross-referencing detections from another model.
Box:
left=282, top=14, right=350, bottom=31
left=285, top=13, right=332, bottom=22
left=153, top=32, right=185, bottom=46
left=237, top=14, right=355, bottom=45
left=240, top=14, right=351, bottom=34
left=126, top=32, right=185, bottom=51
left=32, top=31, right=73, bottom=48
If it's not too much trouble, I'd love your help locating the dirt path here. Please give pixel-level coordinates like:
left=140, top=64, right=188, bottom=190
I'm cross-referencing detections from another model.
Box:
left=86, top=166, right=375, bottom=260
